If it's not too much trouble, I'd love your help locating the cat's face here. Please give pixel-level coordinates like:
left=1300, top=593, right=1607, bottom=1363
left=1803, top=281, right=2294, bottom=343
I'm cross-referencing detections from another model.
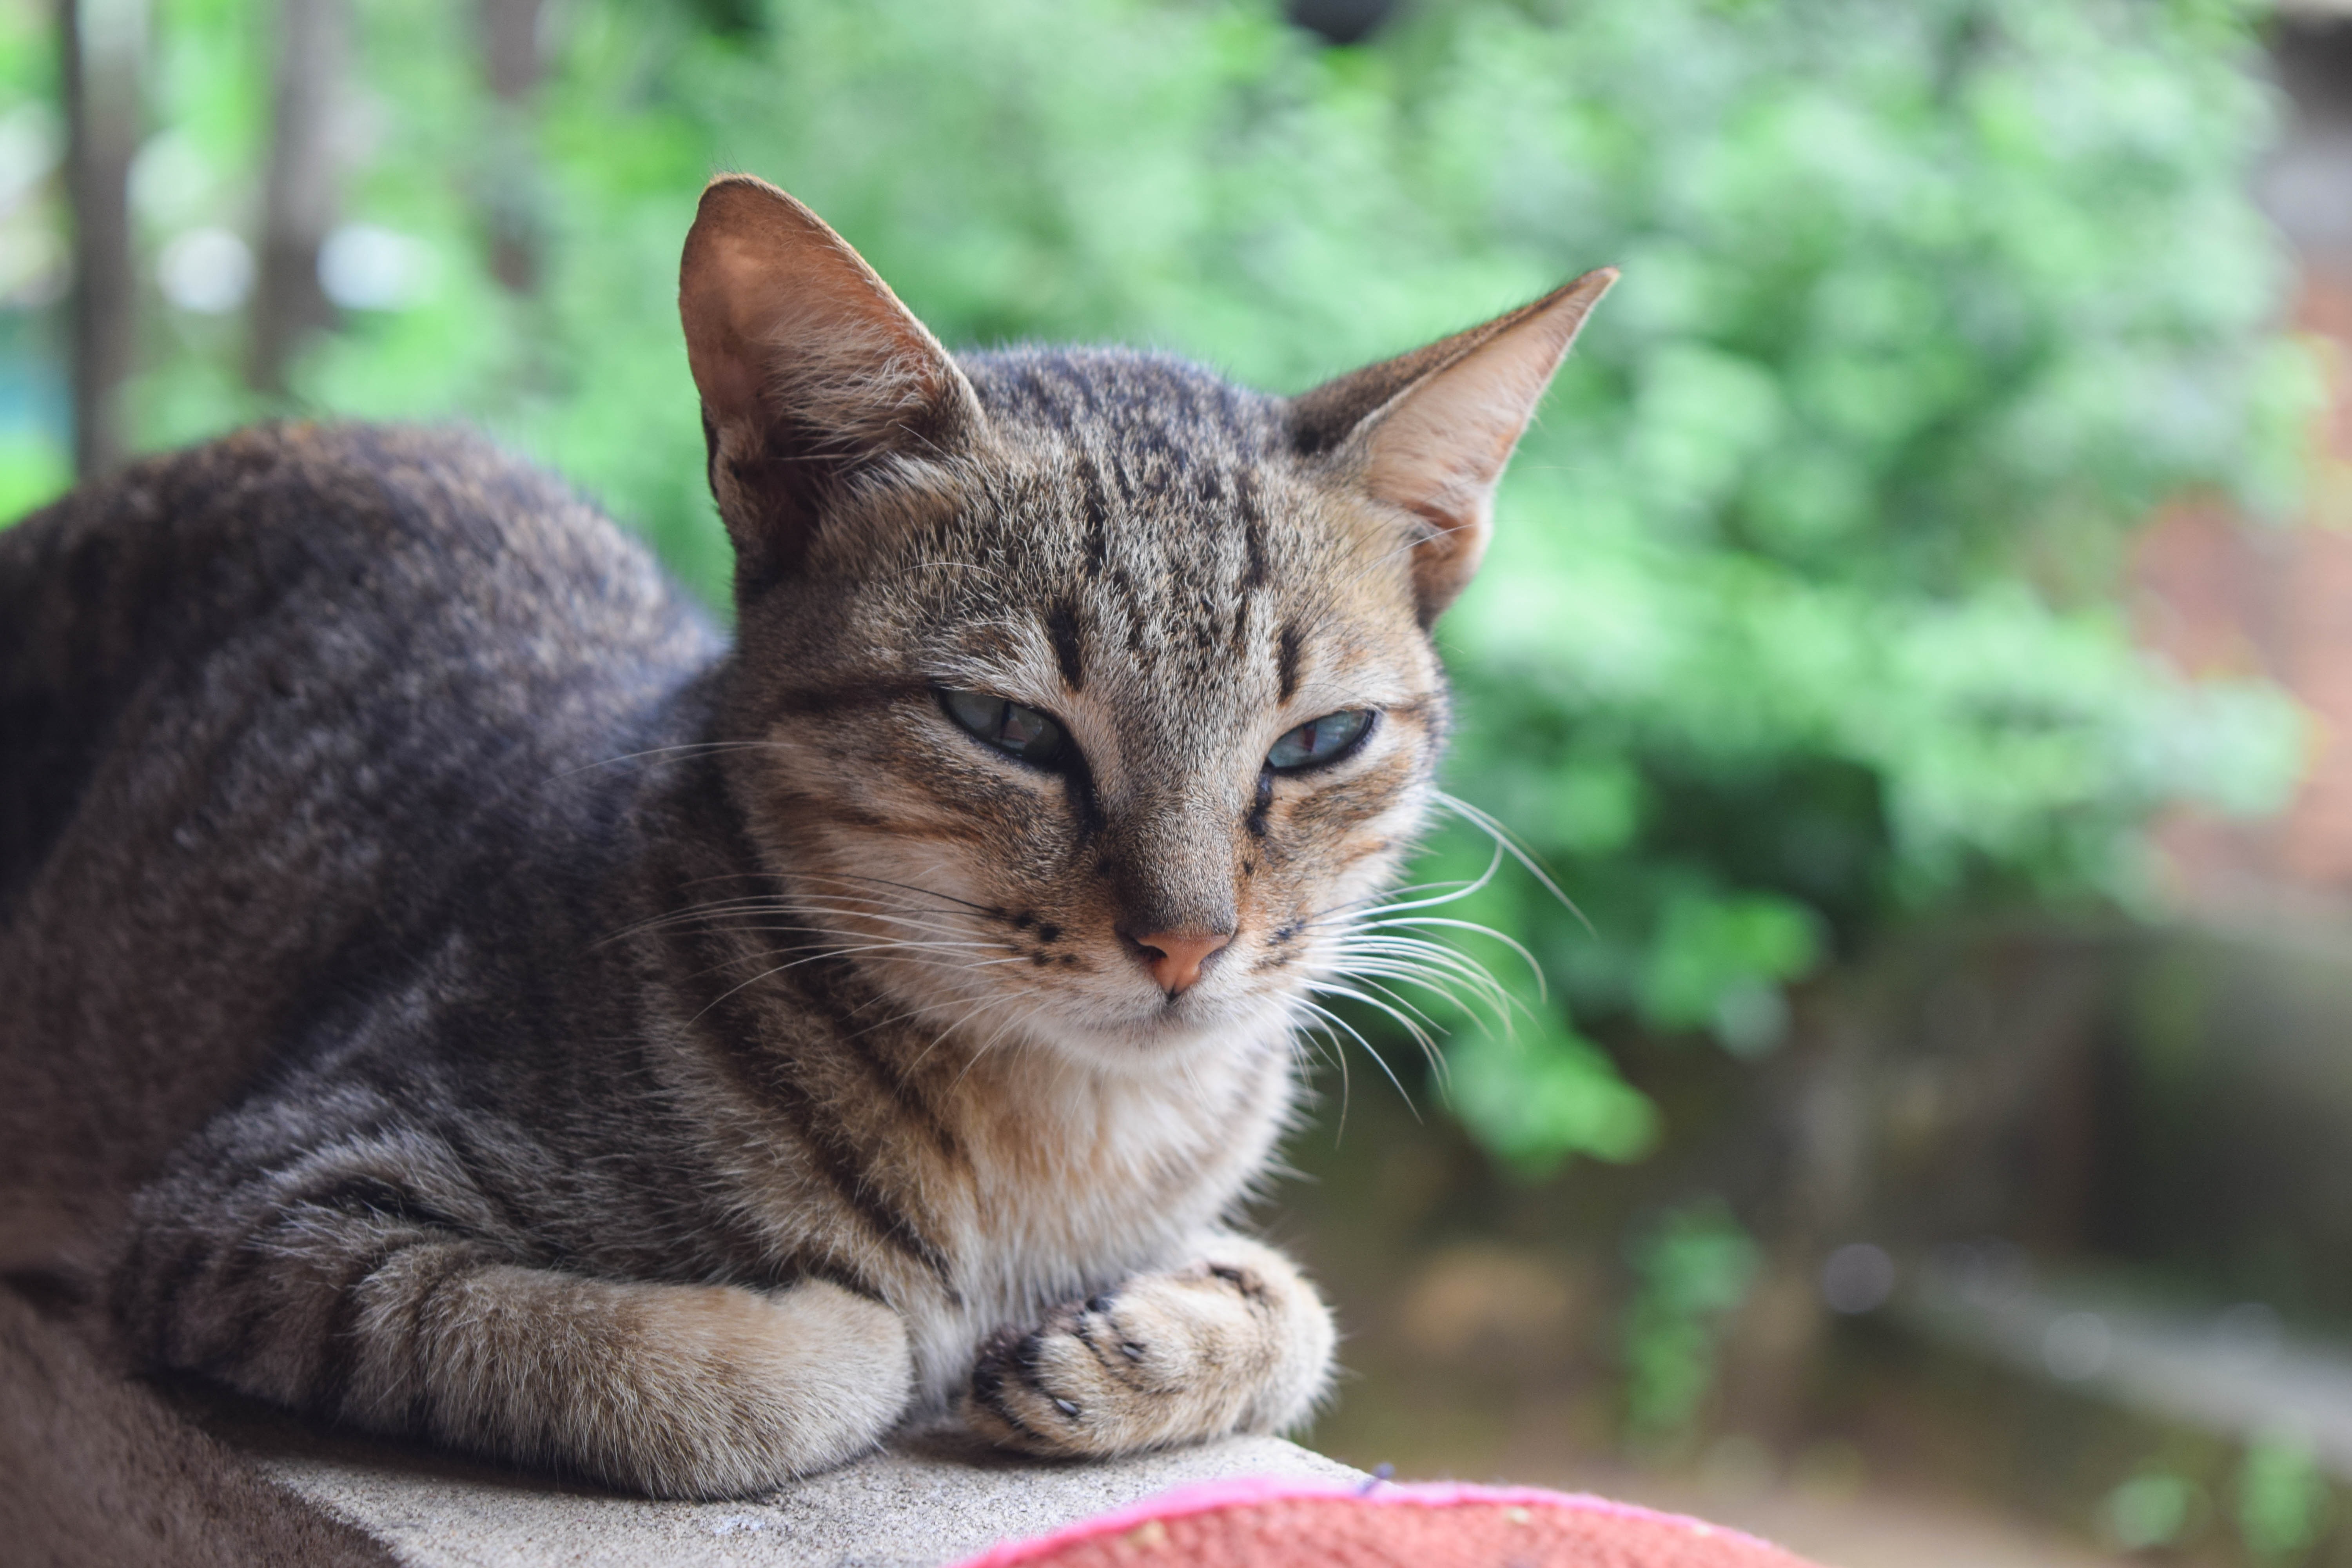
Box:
left=682, top=177, right=1610, bottom=1071
left=723, top=355, right=1448, bottom=1064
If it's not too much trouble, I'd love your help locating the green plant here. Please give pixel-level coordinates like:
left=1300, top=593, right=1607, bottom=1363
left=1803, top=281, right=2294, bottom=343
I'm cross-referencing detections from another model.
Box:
left=1619, top=1199, right=1759, bottom=1446
left=2103, top=1467, right=2201, bottom=1552
left=2238, top=1433, right=2330, bottom=1565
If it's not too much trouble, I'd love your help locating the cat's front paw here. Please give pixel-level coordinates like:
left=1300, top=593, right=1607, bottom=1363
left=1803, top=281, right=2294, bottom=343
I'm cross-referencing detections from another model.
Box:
left=962, top=1238, right=1333, bottom=1459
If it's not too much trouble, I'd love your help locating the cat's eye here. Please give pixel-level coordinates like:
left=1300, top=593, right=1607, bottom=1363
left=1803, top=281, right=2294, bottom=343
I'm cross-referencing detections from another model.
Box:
left=1266, top=709, right=1374, bottom=773
left=940, top=689, right=1068, bottom=767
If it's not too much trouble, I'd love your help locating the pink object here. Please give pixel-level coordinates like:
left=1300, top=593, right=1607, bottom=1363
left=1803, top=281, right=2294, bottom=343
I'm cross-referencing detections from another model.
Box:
left=950, top=1474, right=1824, bottom=1568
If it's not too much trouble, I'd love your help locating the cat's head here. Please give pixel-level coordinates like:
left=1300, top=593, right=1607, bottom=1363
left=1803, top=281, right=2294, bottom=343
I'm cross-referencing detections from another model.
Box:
left=679, top=175, right=1609, bottom=1073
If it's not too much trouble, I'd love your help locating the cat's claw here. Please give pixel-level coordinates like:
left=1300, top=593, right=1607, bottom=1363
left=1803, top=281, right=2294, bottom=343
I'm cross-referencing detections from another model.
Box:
left=961, top=1241, right=1333, bottom=1459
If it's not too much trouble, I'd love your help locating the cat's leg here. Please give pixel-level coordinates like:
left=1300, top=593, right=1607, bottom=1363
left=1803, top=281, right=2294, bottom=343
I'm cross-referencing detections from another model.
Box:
left=122, top=1169, right=912, bottom=1498
left=960, top=1234, right=1334, bottom=1458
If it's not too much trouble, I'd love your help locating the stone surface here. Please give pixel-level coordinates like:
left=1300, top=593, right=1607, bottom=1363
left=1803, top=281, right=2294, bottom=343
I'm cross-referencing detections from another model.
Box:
left=208, top=1403, right=1362, bottom=1568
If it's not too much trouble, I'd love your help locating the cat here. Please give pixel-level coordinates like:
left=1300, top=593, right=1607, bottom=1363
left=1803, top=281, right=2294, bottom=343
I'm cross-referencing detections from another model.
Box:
left=0, top=173, right=1611, bottom=1502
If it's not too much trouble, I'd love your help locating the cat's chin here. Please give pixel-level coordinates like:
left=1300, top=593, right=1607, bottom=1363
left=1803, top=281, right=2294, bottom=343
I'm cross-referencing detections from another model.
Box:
left=1005, top=989, right=1300, bottom=1077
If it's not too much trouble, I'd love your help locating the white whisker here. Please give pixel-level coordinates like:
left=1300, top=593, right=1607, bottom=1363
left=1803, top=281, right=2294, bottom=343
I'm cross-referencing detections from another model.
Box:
left=1434, top=790, right=1592, bottom=934
left=1294, top=996, right=1417, bottom=1121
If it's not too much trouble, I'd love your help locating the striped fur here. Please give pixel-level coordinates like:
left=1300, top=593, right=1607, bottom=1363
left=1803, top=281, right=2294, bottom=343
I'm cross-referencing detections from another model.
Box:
left=0, top=177, right=1608, bottom=1498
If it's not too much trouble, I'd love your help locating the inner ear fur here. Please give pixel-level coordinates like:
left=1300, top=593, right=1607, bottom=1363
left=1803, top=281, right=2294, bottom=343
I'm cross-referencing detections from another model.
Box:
left=679, top=174, right=985, bottom=592
left=1291, top=268, right=1616, bottom=624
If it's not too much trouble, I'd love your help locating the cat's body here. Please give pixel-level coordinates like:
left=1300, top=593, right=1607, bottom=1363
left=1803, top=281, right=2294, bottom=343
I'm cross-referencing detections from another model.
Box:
left=0, top=177, right=1609, bottom=1504
left=0, top=424, right=719, bottom=1273
left=4, top=407, right=1319, bottom=1496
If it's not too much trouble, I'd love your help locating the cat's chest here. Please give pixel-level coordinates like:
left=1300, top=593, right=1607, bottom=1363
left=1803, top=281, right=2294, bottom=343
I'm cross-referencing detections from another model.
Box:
left=943, top=1044, right=1291, bottom=1297
left=883, top=1054, right=1288, bottom=1407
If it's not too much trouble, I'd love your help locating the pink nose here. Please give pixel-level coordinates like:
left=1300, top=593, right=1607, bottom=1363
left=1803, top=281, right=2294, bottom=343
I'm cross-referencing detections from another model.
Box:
left=1131, top=929, right=1232, bottom=996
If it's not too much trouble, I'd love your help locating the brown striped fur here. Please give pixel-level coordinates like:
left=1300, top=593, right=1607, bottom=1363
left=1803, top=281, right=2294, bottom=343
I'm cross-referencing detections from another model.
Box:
left=0, top=175, right=1610, bottom=1499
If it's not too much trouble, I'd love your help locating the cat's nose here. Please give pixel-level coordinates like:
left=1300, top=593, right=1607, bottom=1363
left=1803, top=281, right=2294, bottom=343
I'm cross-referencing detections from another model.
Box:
left=1127, top=929, right=1232, bottom=996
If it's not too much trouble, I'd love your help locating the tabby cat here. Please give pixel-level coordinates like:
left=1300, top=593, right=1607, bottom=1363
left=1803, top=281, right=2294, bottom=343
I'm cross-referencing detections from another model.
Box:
left=0, top=175, right=1610, bottom=1500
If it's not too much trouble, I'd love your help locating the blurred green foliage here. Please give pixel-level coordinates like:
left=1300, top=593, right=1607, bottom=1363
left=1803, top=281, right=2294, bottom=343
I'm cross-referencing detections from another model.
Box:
left=2104, top=1467, right=2200, bottom=1552
left=1448, top=1004, right=1662, bottom=1169
left=2239, top=1432, right=2330, bottom=1564
left=0, top=0, right=2307, bottom=1170
left=1619, top=1198, right=1759, bottom=1445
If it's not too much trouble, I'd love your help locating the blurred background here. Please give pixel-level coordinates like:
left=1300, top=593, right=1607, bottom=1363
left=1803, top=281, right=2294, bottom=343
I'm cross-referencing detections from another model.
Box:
left=9, top=0, right=2352, bottom=1561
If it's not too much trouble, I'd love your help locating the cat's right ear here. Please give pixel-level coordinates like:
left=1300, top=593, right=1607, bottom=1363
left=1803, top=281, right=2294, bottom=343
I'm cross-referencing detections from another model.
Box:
left=1289, top=269, right=1614, bottom=625
left=680, top=175, right=985, bottom=592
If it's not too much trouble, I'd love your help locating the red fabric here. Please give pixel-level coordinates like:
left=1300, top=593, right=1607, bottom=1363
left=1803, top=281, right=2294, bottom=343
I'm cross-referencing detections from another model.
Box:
left=951, top=1477, right=1822, bottom=1568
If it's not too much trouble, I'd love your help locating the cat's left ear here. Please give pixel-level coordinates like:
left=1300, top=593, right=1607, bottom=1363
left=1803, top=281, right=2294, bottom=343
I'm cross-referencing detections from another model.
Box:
left=1290, top=269, right=1616, bottom=624
left=680, top=174, right=986, bottom=591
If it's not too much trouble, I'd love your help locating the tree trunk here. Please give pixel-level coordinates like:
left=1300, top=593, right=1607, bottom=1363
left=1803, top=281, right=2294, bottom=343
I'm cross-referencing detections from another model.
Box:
left=249, top=0, right=347, bottom=397
left=477, top=0, right=546, bottom=294
left=62, top=0, right=143, bottom=479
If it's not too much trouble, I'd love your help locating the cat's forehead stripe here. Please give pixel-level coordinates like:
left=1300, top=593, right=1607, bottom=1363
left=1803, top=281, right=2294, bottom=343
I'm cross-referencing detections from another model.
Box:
left=1238, top=473, right=1269, bottom=592
left=1045, top=602, right=1085, bottom=692
left=1276, top=624, right=1303, bottom=706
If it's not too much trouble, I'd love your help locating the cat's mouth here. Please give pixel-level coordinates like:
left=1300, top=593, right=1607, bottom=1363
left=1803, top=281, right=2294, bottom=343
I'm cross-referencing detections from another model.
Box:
left=1007, top=959, right=1309, bottom=1066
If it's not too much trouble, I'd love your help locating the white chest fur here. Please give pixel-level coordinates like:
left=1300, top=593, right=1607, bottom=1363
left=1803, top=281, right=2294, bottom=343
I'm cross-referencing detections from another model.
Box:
left=901, top=1031, right=1296, bottom=1407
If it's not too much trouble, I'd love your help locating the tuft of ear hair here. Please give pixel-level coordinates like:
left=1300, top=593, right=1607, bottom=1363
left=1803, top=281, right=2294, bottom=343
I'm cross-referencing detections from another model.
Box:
left=679, top=174, right=986, bottom=595
left=1290, top=268, right=1616, bottom=624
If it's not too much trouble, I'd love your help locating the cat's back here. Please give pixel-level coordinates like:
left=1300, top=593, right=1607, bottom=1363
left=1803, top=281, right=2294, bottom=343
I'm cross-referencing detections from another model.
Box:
left=0, top=422, right=721, bottom=1278
left=0, top=422, right=717, bottom=897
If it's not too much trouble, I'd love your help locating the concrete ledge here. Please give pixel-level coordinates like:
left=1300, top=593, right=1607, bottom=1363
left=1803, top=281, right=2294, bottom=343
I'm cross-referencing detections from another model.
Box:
left=205, top=1401, right=1363, bottom=1568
